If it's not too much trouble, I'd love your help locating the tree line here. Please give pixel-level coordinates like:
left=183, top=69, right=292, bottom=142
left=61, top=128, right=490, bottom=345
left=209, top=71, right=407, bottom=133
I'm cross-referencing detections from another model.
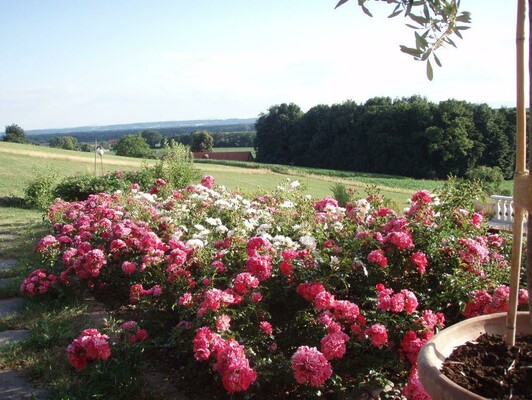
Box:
left=112, top=130, right=250, bottom=158
left=28, top=123, right=255, bottom=145
left=254, top=96, right=517, bottom=179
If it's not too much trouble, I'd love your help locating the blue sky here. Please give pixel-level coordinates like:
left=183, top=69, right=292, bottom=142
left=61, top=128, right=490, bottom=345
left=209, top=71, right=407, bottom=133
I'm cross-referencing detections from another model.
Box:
left=0, top=0, right=517, bottom=130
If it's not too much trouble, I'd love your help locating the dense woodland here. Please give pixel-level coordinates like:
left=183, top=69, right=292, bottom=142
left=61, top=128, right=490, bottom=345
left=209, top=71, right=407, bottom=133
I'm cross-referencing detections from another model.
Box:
left=255, top=96, right=517, bottom=179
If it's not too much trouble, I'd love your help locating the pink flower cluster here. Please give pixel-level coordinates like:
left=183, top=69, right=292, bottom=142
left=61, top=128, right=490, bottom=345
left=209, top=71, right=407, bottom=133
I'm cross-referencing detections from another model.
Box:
left=67, top=329, right=111, bottom=371
left=364, top=323, right=388, bottom=347
left=463, top=285, right=528, bottom=317
left=313, top=196, right=338, bottom=212
left=201, top=175, right=214, bottom=189
left=119, top=320, right=149, bottom=344
left=20, top=269, right=57, bottom=296
left=458, top=237, right=490, bottom=265
left=197, top=288, right=235, bottom=316
left=367, top=249, right=388, bottom=268
left=193, top=327, right=257, bottom=393
left=129, top=284, right=162, bottom=303
left=376, top=284, right=419, bottom=314
left=245, top=236, right=275, bottom=281
left=291, top=346, right=332, bottom=387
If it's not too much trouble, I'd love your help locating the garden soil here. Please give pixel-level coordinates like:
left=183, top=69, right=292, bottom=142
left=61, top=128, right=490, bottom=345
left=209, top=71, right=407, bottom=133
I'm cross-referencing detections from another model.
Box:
left=441, top=333, right=532, bottom=399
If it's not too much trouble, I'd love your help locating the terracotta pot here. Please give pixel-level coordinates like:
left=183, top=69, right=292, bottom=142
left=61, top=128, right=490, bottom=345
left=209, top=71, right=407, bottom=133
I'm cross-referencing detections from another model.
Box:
left=417, top=312, right=531, bottom=400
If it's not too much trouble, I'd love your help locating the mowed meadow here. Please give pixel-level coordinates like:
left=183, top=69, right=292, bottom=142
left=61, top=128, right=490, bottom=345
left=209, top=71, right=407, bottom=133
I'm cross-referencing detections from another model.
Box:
left=0, top=140, right=502, bottom=209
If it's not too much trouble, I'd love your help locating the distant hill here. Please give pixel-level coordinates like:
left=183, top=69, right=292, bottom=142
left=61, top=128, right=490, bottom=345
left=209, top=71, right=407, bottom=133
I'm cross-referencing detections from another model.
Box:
left=26, top=118, right=257, bottom=136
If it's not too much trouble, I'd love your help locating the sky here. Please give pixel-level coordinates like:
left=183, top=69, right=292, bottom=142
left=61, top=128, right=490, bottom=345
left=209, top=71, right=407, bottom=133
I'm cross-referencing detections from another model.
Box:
left=0, top=0, right=518, bottom=130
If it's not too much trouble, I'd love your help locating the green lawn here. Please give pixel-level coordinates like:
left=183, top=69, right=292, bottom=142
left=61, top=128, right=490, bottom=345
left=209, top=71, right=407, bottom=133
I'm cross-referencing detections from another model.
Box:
left=0, top=141, right=153, bottom=198
left=0, top=141, right=512, bottom=211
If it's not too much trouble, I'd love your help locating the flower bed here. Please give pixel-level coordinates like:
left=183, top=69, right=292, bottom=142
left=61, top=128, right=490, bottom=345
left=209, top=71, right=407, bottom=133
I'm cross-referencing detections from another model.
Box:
left=25, top=176, right=528, bottom=398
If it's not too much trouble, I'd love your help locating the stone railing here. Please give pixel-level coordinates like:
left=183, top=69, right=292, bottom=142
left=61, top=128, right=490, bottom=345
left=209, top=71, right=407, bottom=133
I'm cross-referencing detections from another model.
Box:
left=488, top=195, right=515, bottom=230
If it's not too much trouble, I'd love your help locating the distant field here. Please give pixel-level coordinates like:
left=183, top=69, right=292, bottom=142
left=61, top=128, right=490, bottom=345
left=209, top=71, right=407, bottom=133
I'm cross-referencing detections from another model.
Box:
left=0, top=142, right=511, bottom=210
left=212, top=147, right=255, bottom=156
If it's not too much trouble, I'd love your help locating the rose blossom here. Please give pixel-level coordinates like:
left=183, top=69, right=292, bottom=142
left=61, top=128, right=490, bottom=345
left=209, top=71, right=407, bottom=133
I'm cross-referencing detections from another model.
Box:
left=259, top=321, right=273, bottom=335
left=367, top=249, right=388, bottom=268
left=291, top=346, right=332, bottom=387
left=216, top=314, right=231, bottom=331
left=365, top=324, right=388, bottom=347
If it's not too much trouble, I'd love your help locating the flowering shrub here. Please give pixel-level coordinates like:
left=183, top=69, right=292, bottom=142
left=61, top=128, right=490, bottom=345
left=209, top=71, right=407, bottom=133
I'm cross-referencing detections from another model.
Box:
left=67, top=329, right=111, bottom=371
left=20, top=268, right=58, bottom=296
left=27, top=176, right=526, bottom=398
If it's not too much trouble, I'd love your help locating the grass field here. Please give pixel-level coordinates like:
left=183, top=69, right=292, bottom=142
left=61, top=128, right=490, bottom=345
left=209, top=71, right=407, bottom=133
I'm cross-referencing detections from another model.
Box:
left=0, top=141, right=513, bottom=209
left=0, top=142, right=154, bottom=198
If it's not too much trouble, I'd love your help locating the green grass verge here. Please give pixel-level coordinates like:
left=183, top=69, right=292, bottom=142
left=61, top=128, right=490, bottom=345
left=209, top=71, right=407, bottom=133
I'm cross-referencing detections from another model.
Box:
left=0, top=142, right=154, bottom=198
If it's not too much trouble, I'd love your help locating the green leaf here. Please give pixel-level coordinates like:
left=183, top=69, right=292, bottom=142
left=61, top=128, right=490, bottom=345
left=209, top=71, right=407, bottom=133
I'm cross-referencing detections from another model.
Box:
left=421, top=49, right=432, bottom=61
left=361, top=4, right=373, bottom=17
left=433, top=53, right=442, bottom=67
left=400, top=45, right=423, bottom=57
left=388, top=3, right=402, bottom=18
left=334, top=0, right=349, bottom=9
left=409, top=14, right=430, bottom=26
left=405, top=0, right=414, bottom=16
left=445, top=37, right=457, bottom=48
left=455, top=30, right=463, bottom=39
left=423, top=4, right=430, bottom=19
left=415, top=31, right=428, bottom=48
left=388, top=9, right=403, bottom=18
left=426, top=60, right=434, bottom=81
left=456, top=12, right=472, bottom=23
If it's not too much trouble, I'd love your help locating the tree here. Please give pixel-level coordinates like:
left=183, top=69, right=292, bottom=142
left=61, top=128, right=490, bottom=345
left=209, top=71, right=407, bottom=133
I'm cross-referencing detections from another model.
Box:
left=49, top=136, right=79, bottom=150
left=255, top=103, right=303, bottom=164
left=190, top=130, right=214, bottom=152
left=140, top=130, right=162, bottom=149
left=3, top=124, right=27, bottom=144
left=113, top=134, right=152, bottom=158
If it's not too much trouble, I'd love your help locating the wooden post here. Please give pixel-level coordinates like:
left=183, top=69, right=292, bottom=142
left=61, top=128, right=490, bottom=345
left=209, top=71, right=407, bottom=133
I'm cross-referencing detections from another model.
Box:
left=94, top=139, right=98, bottom=176
left=506, top=0, right=527, bottom=346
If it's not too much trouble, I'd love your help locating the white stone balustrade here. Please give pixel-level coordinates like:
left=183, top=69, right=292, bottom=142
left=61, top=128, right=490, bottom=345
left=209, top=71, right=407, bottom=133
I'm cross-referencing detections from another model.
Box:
left=488, top=195, right=515, bottom=230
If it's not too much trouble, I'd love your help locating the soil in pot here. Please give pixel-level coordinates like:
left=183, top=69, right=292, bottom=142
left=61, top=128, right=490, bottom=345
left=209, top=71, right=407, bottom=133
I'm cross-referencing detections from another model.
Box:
left=441, top=333, right=532, bottom=400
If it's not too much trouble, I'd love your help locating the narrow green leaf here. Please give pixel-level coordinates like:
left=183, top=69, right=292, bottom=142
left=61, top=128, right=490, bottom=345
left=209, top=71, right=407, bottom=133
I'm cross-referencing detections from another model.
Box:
left=445, top=37, right=457, bottom=48
left=400, top=45, right=423, bottom=57
left=456, top=12, right=472, bottom=23
left=455, top=30, right=463, bottom=39
left=405, top=0, right=413, bottom=16
left=426, top=60, right=434, bottom=81
left=421, top=49, right=432, bottom=61
left=415, top=31, right=422, bottom=48
left=406, top=24, right=422, bottom=30
left=361, top=4, right=373, bottom=17
left=388, top=9, right=403, bottom=18
left=433, top=53, right=442, bottom=67
left=409, top=14, right=430, bottom=25
left=423, top=4, right=430, bottom=19
left=334, top=0, right=349, bottom=9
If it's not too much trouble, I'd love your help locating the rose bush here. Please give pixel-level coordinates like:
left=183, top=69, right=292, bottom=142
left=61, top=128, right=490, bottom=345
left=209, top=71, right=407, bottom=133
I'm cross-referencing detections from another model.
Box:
left=26, top=175, right=527, bottom=398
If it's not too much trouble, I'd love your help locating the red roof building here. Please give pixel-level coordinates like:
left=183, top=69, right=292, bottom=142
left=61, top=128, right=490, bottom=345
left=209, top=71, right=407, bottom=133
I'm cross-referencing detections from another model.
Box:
left=192, top=151, right=254, bottom=162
